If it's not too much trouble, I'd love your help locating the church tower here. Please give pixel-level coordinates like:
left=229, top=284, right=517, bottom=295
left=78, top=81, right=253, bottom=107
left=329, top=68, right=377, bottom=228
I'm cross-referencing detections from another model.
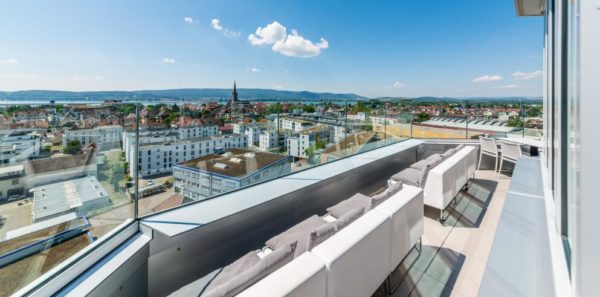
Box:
left=231, top=81, right=238, bottom=103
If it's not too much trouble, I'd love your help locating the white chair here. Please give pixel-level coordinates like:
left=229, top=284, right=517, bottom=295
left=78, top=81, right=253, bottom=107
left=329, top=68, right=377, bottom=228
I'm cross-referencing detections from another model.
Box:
left=477, top=137, right=499, bottom=172
left=497, top=141, right=522, bottom=177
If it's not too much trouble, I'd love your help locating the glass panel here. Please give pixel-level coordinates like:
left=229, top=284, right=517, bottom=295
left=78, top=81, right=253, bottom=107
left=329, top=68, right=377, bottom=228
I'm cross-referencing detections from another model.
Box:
left=0, top=103, right=135, bottom=296
left=410, top=100, right=467, bottom=139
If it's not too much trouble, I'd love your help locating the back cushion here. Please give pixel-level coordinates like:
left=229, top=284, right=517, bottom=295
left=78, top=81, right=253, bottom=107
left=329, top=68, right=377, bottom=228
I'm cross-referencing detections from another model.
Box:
left=335, top=207, right=364, bottom=231
left=442, top=149, right=454, bottom=159
left=418, top=164, right=431, bottom=187
left=371, top=181, right=403, bottom=208
left=326, top=193, right=372, bottom=218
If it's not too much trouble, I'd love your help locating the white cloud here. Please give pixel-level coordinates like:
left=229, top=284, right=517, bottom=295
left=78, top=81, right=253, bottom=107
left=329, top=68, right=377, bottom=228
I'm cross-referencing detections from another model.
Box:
left=73, top=75, right=104, bottom=81
left=273, top=84, right=284, bottom=90
left=493, top=84, right=519, bottom=89
left=393, top=81, right=405, bottom=88
left=161, top=58, right=176, bottom=64
left=184, top=17, right=195, bottom=24
left=248, top=21, right=328, bottom=58
left=512, top=70, right=542, bottom=80
left=246, top=67, right=260, bottom=73
left=472, top=75, right=503, bottom=83
left=0, top=58, right=19, bottom=64
left=211, top=18, right=240, bottom=38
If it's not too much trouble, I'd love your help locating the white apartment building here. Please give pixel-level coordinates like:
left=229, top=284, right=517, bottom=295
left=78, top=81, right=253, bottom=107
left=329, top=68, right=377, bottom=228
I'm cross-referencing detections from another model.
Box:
left=346, top=112, right=367, bottom=121
left=0, top=164, right=25, bottom=201
left=232, top=123, right=247, bottom=135
left=245, top=126, right=263, bottom=147
left=0, top=130, right=41, bottom=164
left=370, top=116, right=399, bottom=125
left=131, top=134, right=247, bottom=177
left=333, top=125, right=347, bottom=143
left=287, top=134, right=311, bottom=158
left=63, top=125, right=123, bottom=151
left=259, top=131, right=278, bottom=152
left=173, top=149, right=291, bottom=201
left=122, top=126, right=218, bottom=164
left=278, top=118, right=314, bottom=132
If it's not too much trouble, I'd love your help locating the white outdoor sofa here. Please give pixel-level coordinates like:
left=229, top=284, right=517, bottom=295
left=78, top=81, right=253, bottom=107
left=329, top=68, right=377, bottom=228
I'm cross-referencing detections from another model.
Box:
left=173, top=183, right=424, bottom=297
left=242, top=184, right=424, bottom=297
left=391, top=145, right=477, bottom=220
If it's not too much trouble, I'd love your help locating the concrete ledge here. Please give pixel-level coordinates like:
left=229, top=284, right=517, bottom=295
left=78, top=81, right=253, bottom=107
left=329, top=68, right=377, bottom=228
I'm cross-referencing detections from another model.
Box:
left=479, top=157, right=559, bottom=297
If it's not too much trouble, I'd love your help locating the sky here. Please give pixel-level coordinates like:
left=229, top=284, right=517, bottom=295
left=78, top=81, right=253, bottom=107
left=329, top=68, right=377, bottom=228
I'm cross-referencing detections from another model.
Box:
left=0, top=0, right=543, bottom=97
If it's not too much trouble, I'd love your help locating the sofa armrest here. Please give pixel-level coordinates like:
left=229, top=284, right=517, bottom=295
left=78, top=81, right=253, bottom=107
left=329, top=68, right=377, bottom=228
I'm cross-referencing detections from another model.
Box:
left=311, top=211, right=391, bottom=297
left=373, top=185, right=424, bottom=271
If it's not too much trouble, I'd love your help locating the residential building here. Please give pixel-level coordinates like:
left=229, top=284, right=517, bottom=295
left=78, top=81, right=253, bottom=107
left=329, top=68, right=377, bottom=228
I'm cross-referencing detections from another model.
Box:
left=0, top=164, right=25, bottom=201
left=286, top=134, right=311, bottom=158
left=173, top=149, right=291, bottom=200
left=63, top=125, right=123, bottom=151
left=0, top=130, right=42, bottom=164
left=132, top=134, right=247, bottom=177
left=122, top=125, right=218, bottom=164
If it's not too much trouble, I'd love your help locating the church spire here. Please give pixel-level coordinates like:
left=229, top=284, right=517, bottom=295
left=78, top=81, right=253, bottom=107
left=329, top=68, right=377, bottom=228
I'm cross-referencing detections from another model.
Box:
left=231, top=81, right=238, bottom=103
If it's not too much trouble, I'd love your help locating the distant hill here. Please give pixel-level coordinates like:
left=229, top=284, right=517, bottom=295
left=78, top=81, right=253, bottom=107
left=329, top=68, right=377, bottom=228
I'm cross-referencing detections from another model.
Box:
left=0, top=89, right=542, bottom=103
left=0, top=89, right=366, bottom=102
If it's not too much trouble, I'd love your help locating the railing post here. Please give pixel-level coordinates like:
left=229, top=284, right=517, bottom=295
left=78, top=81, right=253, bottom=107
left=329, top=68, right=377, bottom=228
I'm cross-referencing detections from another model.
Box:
left=134, top=103, right=140, bottom=219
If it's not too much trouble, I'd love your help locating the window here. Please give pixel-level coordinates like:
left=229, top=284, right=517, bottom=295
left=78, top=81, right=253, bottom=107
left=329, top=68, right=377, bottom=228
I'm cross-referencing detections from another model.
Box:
left=12, top=178, right=19, bottom=185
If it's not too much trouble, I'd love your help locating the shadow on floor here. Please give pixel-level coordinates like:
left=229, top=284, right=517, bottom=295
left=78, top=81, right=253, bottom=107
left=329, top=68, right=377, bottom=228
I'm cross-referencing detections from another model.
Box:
left=423, top=178, right=498, bottom=229
left=383, top=245, right=466, bottom=297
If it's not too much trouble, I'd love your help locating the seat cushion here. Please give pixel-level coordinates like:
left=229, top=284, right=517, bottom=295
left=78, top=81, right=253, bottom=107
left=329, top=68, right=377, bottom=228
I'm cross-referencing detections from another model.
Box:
left=391, top=166, right=430, bottom=188
left=326, top=193, right=372, bottom=218
left=391, top=168, right=421, bottom=187
left=266, top=215, right=326, bottom=255
left=371, top=181, right=403, bottom=207
left=426, top=153, right=443, bottom=161
left=334, top=207, right=364, bottom=231
left=203, top=242, right=297, bottom=297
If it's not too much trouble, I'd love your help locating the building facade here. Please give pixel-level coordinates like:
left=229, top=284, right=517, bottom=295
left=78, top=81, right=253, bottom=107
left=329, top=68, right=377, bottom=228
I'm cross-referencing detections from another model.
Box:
left=132, top=134, right=248, bottom=177
left=63, top=125, right=123, bottom=151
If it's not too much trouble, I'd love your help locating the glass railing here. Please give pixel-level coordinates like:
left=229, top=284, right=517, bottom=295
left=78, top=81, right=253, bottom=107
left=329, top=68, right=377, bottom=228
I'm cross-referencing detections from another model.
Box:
left=0, top=98, right=542, bottom=295
left=0, top=102, right=136, bottom=296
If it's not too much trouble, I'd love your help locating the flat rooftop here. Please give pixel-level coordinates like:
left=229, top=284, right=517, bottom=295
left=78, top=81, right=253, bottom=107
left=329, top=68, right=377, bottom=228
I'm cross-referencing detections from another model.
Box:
left=176, top=148, right=288, bottom=178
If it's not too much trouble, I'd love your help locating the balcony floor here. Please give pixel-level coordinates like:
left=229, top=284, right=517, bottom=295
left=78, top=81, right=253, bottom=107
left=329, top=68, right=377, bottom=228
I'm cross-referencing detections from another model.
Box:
left=380, top=170, right=511, bottom=297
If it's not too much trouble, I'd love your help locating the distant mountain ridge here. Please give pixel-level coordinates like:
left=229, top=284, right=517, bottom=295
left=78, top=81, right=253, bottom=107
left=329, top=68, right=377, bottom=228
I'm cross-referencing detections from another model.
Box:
left=0, top=89, right=366, bottom=102
left=0, top=89, right=542, bottom=102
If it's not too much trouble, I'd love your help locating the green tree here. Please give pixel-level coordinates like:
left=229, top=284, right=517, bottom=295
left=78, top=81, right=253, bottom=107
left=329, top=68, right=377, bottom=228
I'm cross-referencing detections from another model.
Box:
left=526, top=106, right=542, bottom=117
left=506, top=117, right=524, bottom=128
left=63, top=140, right=82, bottom=154
left=413, top=112, right=431, bottom=123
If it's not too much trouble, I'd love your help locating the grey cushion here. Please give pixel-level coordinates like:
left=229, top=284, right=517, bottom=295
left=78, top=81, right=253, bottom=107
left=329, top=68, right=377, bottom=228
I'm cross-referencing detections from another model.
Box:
left=335, top=207, right=364, bottom=231
left=266, top=215, right=326, bottom=252
left=455, top=144, right=466, bottom=152
left=426, top=153, right=443, bottom=161
left=307, top=222, right=336, bottom=250
left=206, top=251, right=261, bottom=290
left=442, top=149, right=454, bottom=158
left=371, top=181, right=403, bottom=207
left=203, top=242, right=297, bottom=297
left=411, top=155, right=443, bottom=170
left=392, top=165, right=430, bottom=188
left=326, top=193, right=372, bottom=218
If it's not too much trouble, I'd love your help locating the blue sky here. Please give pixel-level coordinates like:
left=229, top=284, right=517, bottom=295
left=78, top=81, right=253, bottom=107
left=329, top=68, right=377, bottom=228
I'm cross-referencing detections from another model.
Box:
left=0, top=0, right=543, bottom=97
